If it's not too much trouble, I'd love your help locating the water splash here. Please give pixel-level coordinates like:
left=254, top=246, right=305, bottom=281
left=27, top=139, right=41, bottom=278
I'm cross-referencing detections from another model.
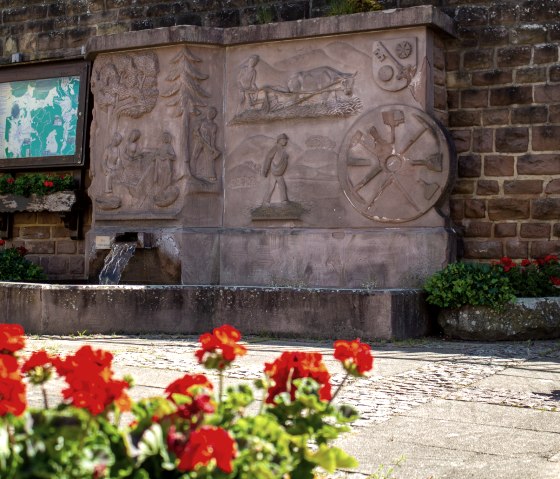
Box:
left=99, top=242, right=137, bottom=285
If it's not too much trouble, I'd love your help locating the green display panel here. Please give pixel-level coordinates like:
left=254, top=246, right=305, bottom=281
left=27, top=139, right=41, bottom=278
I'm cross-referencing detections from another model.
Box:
left=0, top=62, right=89, bottom=170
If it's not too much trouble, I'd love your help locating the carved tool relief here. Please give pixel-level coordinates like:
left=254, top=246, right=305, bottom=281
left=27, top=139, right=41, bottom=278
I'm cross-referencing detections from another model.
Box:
left=338, top=105, right=451, bottom=223
left=232, top=54, right=362, bottom=124
left=372, top=38, right=417, bottom=92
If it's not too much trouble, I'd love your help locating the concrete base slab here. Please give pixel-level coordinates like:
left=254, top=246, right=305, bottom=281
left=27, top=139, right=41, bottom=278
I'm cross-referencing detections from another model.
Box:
left=0, top=282, right=431, bottom=340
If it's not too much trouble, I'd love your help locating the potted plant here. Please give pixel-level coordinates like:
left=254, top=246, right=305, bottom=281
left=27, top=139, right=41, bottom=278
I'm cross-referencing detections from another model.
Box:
left=424, top=255, right=560, bottom=340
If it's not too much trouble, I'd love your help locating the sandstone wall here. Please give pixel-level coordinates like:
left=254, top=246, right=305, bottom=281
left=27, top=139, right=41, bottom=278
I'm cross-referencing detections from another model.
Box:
left=0, top=0, right=558, bottom=280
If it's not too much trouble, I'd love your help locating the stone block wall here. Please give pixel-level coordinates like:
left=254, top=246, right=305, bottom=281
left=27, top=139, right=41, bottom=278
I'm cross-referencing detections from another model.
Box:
left=0, top=0, right=558, bottom=281
left=439, top=0, right=560, bottom=260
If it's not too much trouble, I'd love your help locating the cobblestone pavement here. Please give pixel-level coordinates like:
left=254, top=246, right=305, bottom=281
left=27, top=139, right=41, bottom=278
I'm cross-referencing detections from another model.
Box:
left=23, top=335, right=560, bottom=479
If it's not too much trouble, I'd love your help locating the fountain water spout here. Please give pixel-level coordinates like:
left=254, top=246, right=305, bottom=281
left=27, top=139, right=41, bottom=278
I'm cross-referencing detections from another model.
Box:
left=98, top=233, right=140, bottom=285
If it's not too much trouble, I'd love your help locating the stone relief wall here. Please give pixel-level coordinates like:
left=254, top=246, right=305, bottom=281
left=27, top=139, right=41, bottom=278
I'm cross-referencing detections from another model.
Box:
left=85, top=14, right=454, bottom=288
left=89, top=46, right=224, bottom=223
left=223, top=29, right=450, bottom=230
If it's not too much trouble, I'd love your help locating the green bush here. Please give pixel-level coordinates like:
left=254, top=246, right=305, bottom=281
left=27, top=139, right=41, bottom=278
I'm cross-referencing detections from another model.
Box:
left=424, top=262, right=516, bottom=310
left=0, top=247, right=46, bottom=282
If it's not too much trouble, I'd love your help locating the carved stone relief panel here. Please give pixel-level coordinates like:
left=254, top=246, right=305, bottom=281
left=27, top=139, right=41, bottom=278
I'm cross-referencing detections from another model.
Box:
left=89, top=46, right=224, bottom=221
left=224, top=29, right=444, bottom=228
left=372, top=38, right=418, bottom=92
left=338, top=104, right=451, bottom=223
left=231, top=54, right=361, bottom=125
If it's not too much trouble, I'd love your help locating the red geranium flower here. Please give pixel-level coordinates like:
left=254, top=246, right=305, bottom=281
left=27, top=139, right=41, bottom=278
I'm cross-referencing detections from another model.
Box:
left=264, top=351, right=332, bottom=403
left=0, top=353, right=21, bottom=380
left=0, top=239, right=5, bottom=246
left=334, top=339, right=374, bottom=377
left=177, top=426, right=236, bottom=473
left=0, top=323, right=25, bottom=353
left=55, top=346, right=131, bottom=415
left=195, top=325, right=247, bottom=370
left=550, top=276, right=560, bottom=286
left=6, top=177, right=14, bottom=184
left=165, top=373, right=215, bottom=420
left=22, top=350, right=55, bottom=384
left=521, top=259, right=531, bottom=267
left=165, top=373, right=213, bottom=399
left=0, top=377, right=26, bottom=416
left=43, top=180, right=54, bottom=188
left=498, top=257, right=516, bottom=272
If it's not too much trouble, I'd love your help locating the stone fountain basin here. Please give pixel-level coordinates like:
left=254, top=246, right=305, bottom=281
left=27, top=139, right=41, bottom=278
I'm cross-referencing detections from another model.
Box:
left=0, top=282, right=431, bottom=340
left=438, top=297, right=560, bottom=341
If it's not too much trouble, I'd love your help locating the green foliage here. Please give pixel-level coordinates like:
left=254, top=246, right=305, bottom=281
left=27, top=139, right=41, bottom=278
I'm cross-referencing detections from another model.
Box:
left=423, top=262, right=516, bottom=310
left=0, top=173, right=75, bottom=197
left=494, top=256, right=560, bottom=298
left=0, top=247, right=46, bottom=282
left=256, top=5, right=274, bottom=24
left=327, top=0, right=382, bottom=16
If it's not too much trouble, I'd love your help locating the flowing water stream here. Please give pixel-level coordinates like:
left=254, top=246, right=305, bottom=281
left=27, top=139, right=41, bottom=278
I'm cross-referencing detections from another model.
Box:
left=98, top=242, right=137, bottom=285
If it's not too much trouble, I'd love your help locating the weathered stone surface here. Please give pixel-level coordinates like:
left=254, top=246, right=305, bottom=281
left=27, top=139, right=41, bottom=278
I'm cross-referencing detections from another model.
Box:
left=484, top=155, right=514, bottom=176
left=438, top=298, right=560, bottom=341
left=0, top=282, right=433, bottom=340
left=85, top=6, right=456, bottom=55
left=0, top=192, right=77, bottom=213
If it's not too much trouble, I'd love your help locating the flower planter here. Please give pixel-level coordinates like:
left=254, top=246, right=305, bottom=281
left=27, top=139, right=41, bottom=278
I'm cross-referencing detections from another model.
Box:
left=0, top=191, right=77, bottom=213
left=438, top=297, right=560, bottom=340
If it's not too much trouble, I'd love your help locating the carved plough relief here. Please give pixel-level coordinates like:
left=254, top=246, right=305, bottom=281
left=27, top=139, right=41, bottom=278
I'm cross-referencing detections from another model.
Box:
left=90, top=47, right=222, bottom=216
left=338, top=105, right=450, bottom=223
left=231, top=54, right=362, bottom=125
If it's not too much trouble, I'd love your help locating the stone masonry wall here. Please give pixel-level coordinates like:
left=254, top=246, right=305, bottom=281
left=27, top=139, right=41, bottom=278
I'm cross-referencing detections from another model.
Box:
left=0, top=0, right=559, bottom=280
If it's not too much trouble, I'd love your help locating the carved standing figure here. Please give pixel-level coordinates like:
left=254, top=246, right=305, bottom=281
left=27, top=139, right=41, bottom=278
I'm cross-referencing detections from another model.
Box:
left=262, top=133, right=289, bottom=205
left=237, top=55, right=260, bottom=110
left=102, top=132, right=123, bottom=193
left=191, top=107, right=220, bottom=182
left=156, top=131, right=176, bottom=190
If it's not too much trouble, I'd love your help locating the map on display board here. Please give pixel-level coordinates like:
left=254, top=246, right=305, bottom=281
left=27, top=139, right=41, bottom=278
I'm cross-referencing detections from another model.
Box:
left=0, top=76, right=81, bottom=160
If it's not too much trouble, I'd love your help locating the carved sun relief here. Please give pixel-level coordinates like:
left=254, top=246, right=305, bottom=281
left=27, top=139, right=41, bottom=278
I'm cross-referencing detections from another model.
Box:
left=338, top=105, right=451, bottom=223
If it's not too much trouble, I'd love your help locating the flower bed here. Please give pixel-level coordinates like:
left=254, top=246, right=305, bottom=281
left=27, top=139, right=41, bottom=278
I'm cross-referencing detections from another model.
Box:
left=424, top=255, right=560, bottom=340
left=0, top=173, right=77, bottom=213
left=0, top=323, right=373, bottom=478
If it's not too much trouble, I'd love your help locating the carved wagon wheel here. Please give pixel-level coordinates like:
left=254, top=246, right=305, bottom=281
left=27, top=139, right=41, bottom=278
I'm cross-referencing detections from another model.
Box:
left=338, top=105, right=452, bottom=223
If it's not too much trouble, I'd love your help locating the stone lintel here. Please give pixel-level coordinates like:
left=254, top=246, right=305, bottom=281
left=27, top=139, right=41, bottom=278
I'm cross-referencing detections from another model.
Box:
left=85, top=6, right=456, bottom=58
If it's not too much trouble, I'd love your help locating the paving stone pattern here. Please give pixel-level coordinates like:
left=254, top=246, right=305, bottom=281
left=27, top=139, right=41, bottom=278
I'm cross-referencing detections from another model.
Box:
left=25, top=337, right=560, bottom=424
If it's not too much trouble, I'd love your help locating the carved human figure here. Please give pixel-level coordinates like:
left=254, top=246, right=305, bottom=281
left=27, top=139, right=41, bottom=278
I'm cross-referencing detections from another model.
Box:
left=102, top=132, right=123, bottom=193
left=125, top=129, right=141, bottom=159
left=191, top=107, right=220, bottom=182
left=156, top=131, right=176, bottom=191
left=237, top=55, right=260, bottom=109
left=262, top=133, right=289, bottom=205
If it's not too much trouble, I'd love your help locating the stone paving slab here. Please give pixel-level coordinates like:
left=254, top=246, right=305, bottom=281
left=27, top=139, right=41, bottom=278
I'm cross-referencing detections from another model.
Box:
left=22, top=335, right=560, bottom=479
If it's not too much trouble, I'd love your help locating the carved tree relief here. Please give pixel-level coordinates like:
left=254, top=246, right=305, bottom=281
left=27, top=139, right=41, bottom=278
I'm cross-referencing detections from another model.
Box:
left=338, top=105, right=451, bottom=223
left=160, top=48, right=217, bottom=187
